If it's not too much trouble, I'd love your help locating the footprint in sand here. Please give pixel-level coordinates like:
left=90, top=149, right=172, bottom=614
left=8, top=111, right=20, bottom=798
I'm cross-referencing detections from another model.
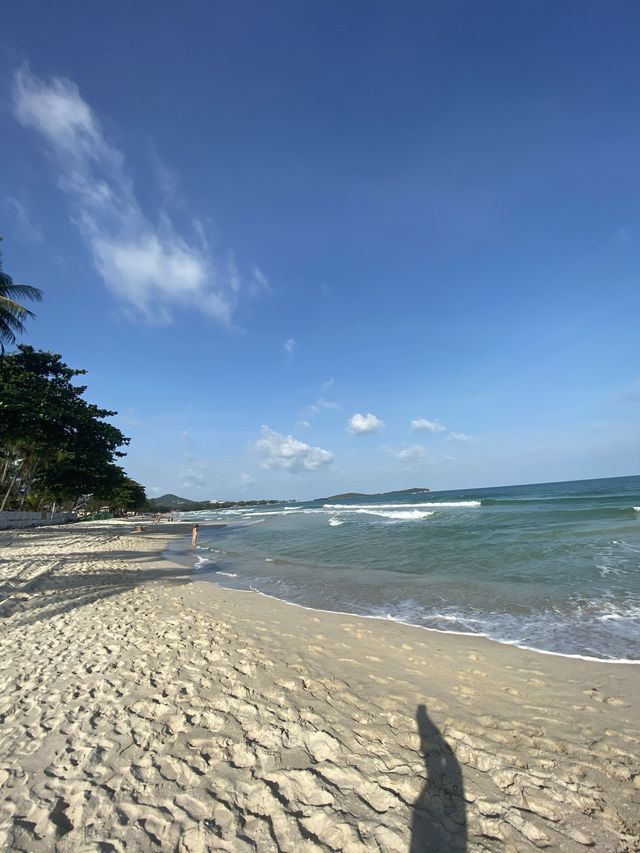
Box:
left=583, top=688, right=627, bottom=706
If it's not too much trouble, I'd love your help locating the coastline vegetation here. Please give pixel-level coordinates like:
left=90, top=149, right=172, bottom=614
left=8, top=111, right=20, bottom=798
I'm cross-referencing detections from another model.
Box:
left=0, top=241, right=147, bottom=515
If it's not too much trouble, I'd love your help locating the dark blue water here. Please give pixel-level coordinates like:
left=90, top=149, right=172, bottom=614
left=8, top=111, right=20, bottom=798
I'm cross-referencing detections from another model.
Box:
left=181, top=476, right=640, bottom=661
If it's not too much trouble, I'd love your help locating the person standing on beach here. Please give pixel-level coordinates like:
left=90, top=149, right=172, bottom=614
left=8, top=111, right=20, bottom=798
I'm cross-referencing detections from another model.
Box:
left=192, top=524, right=199, bottom=548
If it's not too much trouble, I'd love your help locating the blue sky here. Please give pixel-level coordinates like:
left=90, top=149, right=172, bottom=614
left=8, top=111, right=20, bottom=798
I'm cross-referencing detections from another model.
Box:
left=1, top=1, right=639, bottom=500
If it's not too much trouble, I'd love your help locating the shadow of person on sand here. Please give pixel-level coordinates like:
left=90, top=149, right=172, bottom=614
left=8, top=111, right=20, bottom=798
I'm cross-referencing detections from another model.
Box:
left=410, top=703, right=467, bottom=852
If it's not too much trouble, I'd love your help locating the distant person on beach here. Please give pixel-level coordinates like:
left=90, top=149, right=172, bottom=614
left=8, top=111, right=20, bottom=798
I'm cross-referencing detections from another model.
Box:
left=192, top=524, right=199, bottom=548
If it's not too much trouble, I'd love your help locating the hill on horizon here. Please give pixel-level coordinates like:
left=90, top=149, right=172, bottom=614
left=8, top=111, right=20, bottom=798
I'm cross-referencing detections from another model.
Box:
left=148, top=494, right=281, bottom=511
left=149, top=493, right=203, bottom=509
left=318, top=487, right=431, bottom=501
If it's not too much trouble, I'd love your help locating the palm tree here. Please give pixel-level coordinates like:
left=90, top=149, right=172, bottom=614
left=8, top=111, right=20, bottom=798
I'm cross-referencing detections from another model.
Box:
left=0, top=238, right=43, bottom=354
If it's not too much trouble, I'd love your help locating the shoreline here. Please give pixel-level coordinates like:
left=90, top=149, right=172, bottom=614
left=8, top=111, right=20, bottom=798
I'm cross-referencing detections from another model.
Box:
left=242, top=582, right=640, bottom=666
left=1, top=520, right=638, bottom=850
left=185, top=525, right=640, bottom=666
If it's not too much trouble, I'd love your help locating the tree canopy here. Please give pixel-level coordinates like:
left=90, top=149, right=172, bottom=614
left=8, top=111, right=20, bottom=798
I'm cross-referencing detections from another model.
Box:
left=0, top=345, right=147, bottom=513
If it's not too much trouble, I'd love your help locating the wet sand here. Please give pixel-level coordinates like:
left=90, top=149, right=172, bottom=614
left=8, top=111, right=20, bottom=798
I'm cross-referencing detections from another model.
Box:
left=0, top=521, right=638, bottom=851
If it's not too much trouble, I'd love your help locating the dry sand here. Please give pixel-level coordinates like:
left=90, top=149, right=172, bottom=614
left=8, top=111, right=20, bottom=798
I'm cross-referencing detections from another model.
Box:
left=0, top=521, right=638, bottom=852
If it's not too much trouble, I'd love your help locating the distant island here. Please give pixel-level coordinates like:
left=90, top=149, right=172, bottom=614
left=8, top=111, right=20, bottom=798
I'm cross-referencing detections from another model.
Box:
left=148, top=493, right=280, bottom=512
left=319, top=487, right=431, bottom=501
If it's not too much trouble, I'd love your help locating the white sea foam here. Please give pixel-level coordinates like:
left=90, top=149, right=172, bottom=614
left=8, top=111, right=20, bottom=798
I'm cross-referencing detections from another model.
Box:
left=322, top=500, right=480, bottom=510
left=265, top=557, right=274, bottom=562
left=216, top=571, right=238, bottom=578
left=245, top=506, right=435, bottom=521
left=239, top=586, right=640, bottom=664
left=354, top=509, right=435, bottom=521
left=634, top=506, right=640, bottom=512
left=328, top=517, right=344, bottom=526
left=250, top=509, right=305, bottom=517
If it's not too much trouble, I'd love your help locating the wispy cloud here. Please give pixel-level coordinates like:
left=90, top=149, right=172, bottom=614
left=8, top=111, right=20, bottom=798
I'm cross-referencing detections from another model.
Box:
left=348, top=412, right=384, bottom=435
left=411, top=418, right=447, bottom=433
left=307, top=397, right=340, bottom=415
left=284, top=337, right=296, bottom=354
left=236, top=472, right=256, bottom=488
left=251, top=266, right=272, bottom=296
left=397, top=444, right=428, bottom=464
left=321, top=377, right=335, bottom=391
left=12, top=67, right=266, bottom=324
left=614, top=226, right=631, bottom=245
left=254, top=426, right=333, bottom=472
left=620, top=379, right=640, bottom=403
left=117, top=408, right=142, bottom=429
left=5, top=195, right=44, bottom=243
left=180, top=458, right=207, bottom=491
left=447, top=432, right=473, bottom=443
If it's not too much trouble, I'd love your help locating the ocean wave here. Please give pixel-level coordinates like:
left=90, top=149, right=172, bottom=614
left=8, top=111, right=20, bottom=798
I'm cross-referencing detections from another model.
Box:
left=482, top=493, right=640, bottom=506
left=322, top=501, right=480, bottom=510
left=354, top=509, right=435, bottom=521
left=250, top=509, right=305, bottom=517
left=328, top=517, right=344, bottom=526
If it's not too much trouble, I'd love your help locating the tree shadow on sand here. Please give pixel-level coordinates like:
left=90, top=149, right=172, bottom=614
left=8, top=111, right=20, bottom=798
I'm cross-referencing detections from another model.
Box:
left=0, top=536, right=194, bottom=628
left=0, top=562, right=194, bottom=627
left=410, top=703, right=467, bottom=852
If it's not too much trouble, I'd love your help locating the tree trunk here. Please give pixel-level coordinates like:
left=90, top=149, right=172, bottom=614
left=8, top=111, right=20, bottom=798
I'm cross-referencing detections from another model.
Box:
left=1, top=454, right=13, bottom=486
left=0, top=460, right=23, bottom=511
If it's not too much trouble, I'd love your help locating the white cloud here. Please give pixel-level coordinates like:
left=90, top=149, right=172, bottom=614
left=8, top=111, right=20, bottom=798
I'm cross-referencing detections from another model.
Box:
left=12, top=67, right=263, bottom=324
left=448, top=432, right=473, bottom=443
left=237, top=472, right=256, bottom=487
left=322, top=377, right=335, bottom=391
left=411, top=418, right=447, bottom=433
left=284, top=337, right=296, bottom=354
left=307, top=397, right=340, bottom=415
left=397, top=444, right=428, bottom=464
left=254, top=426, right=333, bottom=472
left=296, top=420, right=311, bottom=429
left=348, top=412, right=384, bottom=435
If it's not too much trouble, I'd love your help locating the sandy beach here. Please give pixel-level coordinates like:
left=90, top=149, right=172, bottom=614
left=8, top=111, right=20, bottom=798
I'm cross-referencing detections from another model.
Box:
left=0, top=521, right=638, bottom=852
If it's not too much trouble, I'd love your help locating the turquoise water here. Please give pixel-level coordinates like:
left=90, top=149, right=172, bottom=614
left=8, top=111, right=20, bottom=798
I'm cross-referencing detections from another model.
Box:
left=181, top=476, right=640, bottom=661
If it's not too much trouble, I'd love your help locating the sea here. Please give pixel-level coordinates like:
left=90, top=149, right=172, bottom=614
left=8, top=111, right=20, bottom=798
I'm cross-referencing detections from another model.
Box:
left=176, top=475, right=640, bottom=663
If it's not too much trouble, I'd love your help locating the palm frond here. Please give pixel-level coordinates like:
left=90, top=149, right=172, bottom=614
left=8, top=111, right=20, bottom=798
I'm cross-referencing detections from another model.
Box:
left=0, top=296, right=35, bottom=319
left=0, top=283, right=43, bottom=302
left=0, top=243, right=43, bottom=348
left=0, top=316, right=27, bottom=344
